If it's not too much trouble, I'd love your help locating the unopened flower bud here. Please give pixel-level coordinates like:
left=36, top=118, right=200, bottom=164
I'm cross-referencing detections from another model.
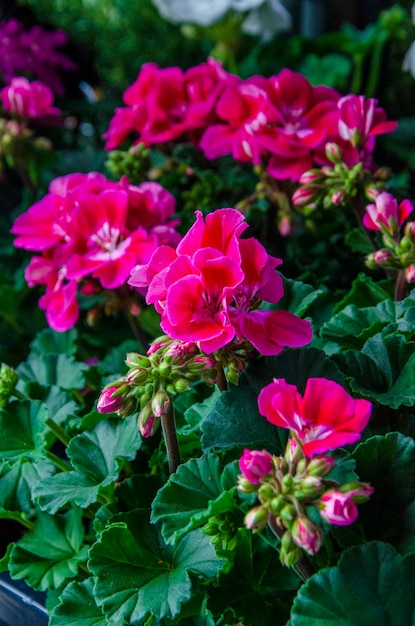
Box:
left=292, top=188, right=316, bottom=208
left=331, top=189, right=346, bottom=206
left=299, top=169, right=323, bottom=185
left=307, top=455, right=335, bottom=477
left=126, top=353, right=151, bottom=369
left=237, top=475, right=259, bottom=494
left=97, top=386, right=125, bottom=414
left=173, top=377, right=191, bottom=393
left=244, top=506, right=268, bottom=532
left=138, top=404, right=158, bottom=438
left=279, top=503, right=296, bottom=524
left=126, top=368, right=148, bottom=385
left=299, top=476, right=324, bottom=499
left=278, top=215, right=295, bottom=237
left=325, top=142, right=343, bottom=164
left=291, top=515, right=323, bottom=555
left=258, top=484, right=275, bottom=500
left=279, top=530, right=302, bottom=566
left=239, top=449, right=274, bottom=485
left=151, top=390, right=170, bottom=418
left=0, top=363, right=18, bottom=407
left=285, top=437, right=303, bottom=465
left=406, top=264, right=415, bottom=282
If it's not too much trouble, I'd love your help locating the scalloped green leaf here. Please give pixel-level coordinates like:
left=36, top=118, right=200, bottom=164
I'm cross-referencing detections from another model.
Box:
left=9, top=507, right=89, bottom=591
left=29, top=328, right=78, bottom=356
left=209, top=528, right=299, bottom=626
left=333, top=333, right=415, bottom=408
left=352, top=432, right=415, bottom=554
left=33, top=416, right=141, bottom=513
left=0, top=458, right=55, bottom=513
left=201, top=349, right=344, bottom=452
left=50, top=578, right=107, bottom=626
left=151, top=454, right=239, bottom=544
left=321, top=290, right=415, bottom=350
left=0, top=400, right=48, bottom=461
left=290, top=542, right=415, bottom=625
left=88, top=509, right=224, bottom=625
left=17, top=353, right=87, bottom=390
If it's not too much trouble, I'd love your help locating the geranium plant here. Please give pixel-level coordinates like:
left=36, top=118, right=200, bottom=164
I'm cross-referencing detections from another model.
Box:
left=1, top=4, right=415, bottom=626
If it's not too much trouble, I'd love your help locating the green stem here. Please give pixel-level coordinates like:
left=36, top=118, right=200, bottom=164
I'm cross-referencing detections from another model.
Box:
left=45, top=450, right=72, bottom=473
left=267, top=515, right=316, bottom=583
left=12, top=389, right=30, bottom=401
left=394, top=270, right=408, bottom=301
left=365, top=38, right=386, bottom=98
left=2, top=511, right=34, bottom=530
left=45, top=418, right=70, bottom=446
left=161, top=404, right=180, bottom=474
left=350, top=54, right=364, bottom=95
left=216, top=367, right=228, bottom=392
left=126, top=311, right=149, bottom=350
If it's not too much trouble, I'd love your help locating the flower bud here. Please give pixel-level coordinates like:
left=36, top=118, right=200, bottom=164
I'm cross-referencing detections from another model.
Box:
left=299, top=169, right=323, bottom=186
left=126, top=353, right=151, bottom=369
left=325, top=142, right=343, bottom=164
left=279, top=530, right=302, bottom=566
left=331, top=189, right=346, bottom=206
left=97, top=386, right=124, bottom=414
left=151, top=390, right=170, bottom=418
left=244, top=506, right=268, bottom=532
left=291, top=515, right=323, bottom=555
left=279, top=503, right=296, bottom=524
left=307, top=455, right=335, bottom=477
left=239, top=449, right=274, bottom=485
left=405, top=264, right=415, bottom=283
left=258, top=484, right=275, bottom=500
left=319, top=489, right=359, bottom=526
left=237, top=475, right=258, bottom=494
left=291, top=188, right=316, bottom=208
left=138, top=404, right=158, bottom=438
left=173, top=377, right=191, bottom=393
left=299, top=475, right=324, bottom=499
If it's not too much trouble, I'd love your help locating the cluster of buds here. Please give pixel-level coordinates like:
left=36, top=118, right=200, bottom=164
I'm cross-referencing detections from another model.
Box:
left=97, top=335, right=222, bottom=437
left=363, top=191, right=415, bottom=283
left=0, top=117, right=52, bottom=178
left=237, top=440, right=373, bottom=567
left=0, top=363, right=18, bottom=408
left=105, top=143, right=151, bottom=185
left=291, top=142, right=388, bottom=215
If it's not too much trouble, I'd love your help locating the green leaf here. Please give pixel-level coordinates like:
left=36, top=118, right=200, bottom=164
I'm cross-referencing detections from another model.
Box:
left=17, top=353, right=87, bottom=390
left=209, top=528, right=299, bottom=626
left=88, top=509, right=224, bottom=624
left=29, top=328, right=78, bottom=356
left=201, top=349, right=344, bottom=452
left=344, top=228, right=375, bottom=255
left=0, top=400, right=48, bottom=462
left=322, top=290, right=415, bottom=350
left=352, top=432, right=415, bottom=554
left=151, top=454, right=239, bottom=544
left=34, top=416, right=141, bottom=513
left=290, top=542, right=415, bottom=625
left=9, top=507, right=89, bottom=591
left=334, top=333, right=415, bottom=408
left=0, top=458, right=55, bottom=513
left=269, top=277, right=323, bottom=317
left=332, top=274, right=394, bottom=312
left=50, top=577, right=107, bottom=626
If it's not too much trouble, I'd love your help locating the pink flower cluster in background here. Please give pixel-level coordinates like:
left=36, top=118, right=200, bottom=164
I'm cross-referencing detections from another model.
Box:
left=104, top=60, right=397, bottom=181
left=129, top=207, right=312, bottom=354
left=11, top=172, right=180, bottom=331
left=1, top=76, right=61, bottom=121
left=0, top=19, right=77, bottom=95
left=258, top=377, right=371, bottom=457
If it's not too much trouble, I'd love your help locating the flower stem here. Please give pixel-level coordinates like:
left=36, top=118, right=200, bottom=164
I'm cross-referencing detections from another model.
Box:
left=216, top=367, right=228, bottom=392
left=45, top=418, right=70, bottom=446
left=126, top=311, right=149, bottom=350
left=45, top=450, right=72, bottom=473
left=161, top=404, right=180, bottom=474
left=267, top=514, right=316, bottom=582
left=394, top=270, right=408, bottom=301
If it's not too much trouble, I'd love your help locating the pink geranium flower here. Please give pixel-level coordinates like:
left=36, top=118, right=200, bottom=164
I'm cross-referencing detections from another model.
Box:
left=11, top=173, right=180, bottom=331
left=319, top=484, right=374, bottom=526
left=258, top=377, right=372, bottom=457
left=1, top=76, right=61, bottom=120
left=129, top=207, right=312, bottom=355
left=363, top=192, right=413, bottom=236
left=103, top=58, right=232, bottom=150
left=336, top=94, right=397, bottom=168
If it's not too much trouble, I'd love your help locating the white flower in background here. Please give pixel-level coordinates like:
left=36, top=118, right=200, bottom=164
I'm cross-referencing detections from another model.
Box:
left=151, top=0, right=292, bottom=40
left=403, top=3, right=415, bottom=78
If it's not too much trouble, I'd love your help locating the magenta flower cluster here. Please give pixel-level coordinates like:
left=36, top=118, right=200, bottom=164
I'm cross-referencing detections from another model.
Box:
left=0, top=18, right=76, bottom=95
left=11, top=173, right=180, bottom=331
left=1, top=76, right=61, bottom=120
left=128, top=208, right=312, bottom=355
left=104, top=58, right=396, bottom=182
